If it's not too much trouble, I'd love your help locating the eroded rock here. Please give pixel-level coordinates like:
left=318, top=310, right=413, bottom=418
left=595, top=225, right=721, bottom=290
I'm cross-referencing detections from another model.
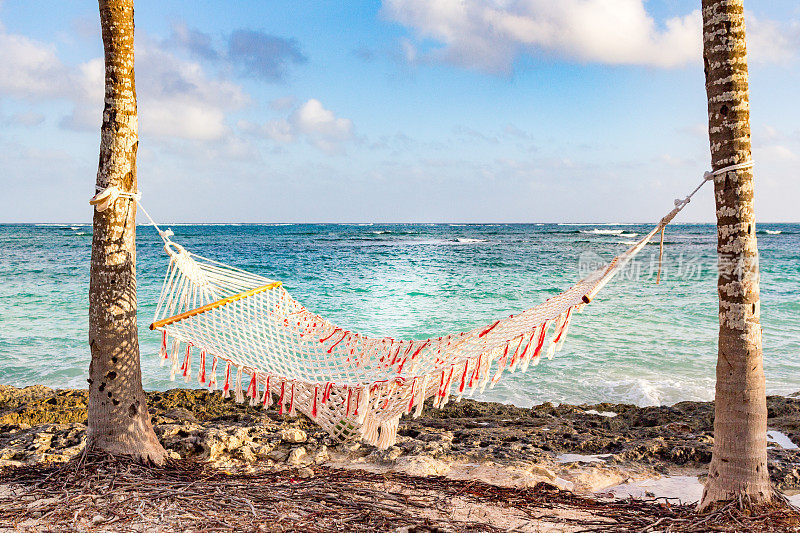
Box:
left=280, top=428, right=307, bottom=444
left=287, top=447, right=308, bottom=466
left=0, top=386, right=798, bottom=494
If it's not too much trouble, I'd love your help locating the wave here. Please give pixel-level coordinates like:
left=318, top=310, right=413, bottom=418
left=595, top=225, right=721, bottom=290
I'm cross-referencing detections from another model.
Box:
left=597, top=377, right=715, bottom=407
left=558, top=223, right=640, bottom=226
left=449, top=223, right=503, bottom=227
left=35, top=223, right=88, bottom=227
left=619, top=232, right=639, bottom=238
left=581, top=229, right=625, bottom=235
left=454, top=238, right=488, bottom=244
left=167, top=223, right=243, bottom=226
left=371, top=230, right=392, bottom=235
left=762, top=230, right=782, bottom=235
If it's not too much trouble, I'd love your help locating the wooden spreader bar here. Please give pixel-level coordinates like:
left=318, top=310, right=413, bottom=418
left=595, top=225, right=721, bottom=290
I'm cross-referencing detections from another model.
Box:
left=150, top=281, right=282, bottom=330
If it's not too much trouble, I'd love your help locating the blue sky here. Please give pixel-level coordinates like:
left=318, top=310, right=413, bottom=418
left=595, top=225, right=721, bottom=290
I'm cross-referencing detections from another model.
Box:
left=0, top=0, right=798, bottom=223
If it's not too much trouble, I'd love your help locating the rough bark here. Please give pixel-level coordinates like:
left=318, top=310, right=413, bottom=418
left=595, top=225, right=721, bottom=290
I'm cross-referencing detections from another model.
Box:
left=699, top=0, right=770, bottom=509
left=87, top=0, right=165, bottom=464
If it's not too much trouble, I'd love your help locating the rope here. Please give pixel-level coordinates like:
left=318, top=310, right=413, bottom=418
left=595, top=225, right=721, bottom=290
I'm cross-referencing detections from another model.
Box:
left=652, top=160, right=753, bottom=285
left=90, top=185, right=174, bottom=243
left=656, top=227, right=665, bottom=285
left=135, top=201, right=174, bottom=244
left=704, top=160, right=754, bottom=179
left=88, top=161, right=752, bottom=448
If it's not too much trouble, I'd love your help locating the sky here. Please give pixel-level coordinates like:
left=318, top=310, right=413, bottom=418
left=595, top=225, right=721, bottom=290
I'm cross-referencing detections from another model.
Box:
left=0, top=0, right=798, bottom=223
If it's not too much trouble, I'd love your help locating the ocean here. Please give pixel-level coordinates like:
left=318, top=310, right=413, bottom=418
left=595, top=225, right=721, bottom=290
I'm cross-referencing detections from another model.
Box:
left=1, top=222, right=797, bottom=408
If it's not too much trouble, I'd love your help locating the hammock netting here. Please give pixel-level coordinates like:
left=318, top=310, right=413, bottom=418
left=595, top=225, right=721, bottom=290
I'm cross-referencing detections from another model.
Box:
left=149, top=211, right=677, bottom=450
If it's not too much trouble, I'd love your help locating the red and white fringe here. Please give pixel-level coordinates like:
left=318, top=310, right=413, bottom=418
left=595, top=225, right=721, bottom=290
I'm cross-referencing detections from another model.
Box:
left=262, top=376, right=272, bottom=408
left=247, top=372, right=258, bottom=406
left=155, top=303, right=579, bottom=450
left=198, top=350, right=206, bottom=384
left=234, top=365, right=244, bottom=403
left=209, top=357, right=218, bottom=391
left=222, top=362, right=231, bottom=398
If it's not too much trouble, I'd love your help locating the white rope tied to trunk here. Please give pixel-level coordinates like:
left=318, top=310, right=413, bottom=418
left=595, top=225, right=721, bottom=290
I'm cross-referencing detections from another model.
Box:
left=90, top=186, right=175, bottom=242
left=87, top=164, right=749, bottom=448
left=89, top=185, right=141, bottom=212
left=703, top=160, right=754, bottom=180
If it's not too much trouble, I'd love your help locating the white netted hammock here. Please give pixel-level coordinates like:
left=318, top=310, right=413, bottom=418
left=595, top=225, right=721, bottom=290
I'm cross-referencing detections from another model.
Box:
left=99, top=166, right=742, bottom=450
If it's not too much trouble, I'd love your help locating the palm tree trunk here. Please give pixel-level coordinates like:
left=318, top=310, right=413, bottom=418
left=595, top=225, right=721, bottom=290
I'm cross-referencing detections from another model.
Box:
left=699, top=0, right=770, bottom=509
left=87, top=0, right=165, bottom=464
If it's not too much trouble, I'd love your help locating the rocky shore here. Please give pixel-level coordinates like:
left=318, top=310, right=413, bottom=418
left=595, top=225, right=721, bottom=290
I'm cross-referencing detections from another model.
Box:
left=2, top=385, right=799, bottom=498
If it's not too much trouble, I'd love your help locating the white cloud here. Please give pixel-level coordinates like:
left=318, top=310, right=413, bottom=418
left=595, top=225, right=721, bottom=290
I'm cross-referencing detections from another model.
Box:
left=753, top=125, right=799, bottom=162
left=0, top=30, right=72, bottom=98
left=382, top=0, right=797, bottom=73
left=0, top=20, right=248, bottom=141
left=758, top=145, right=798, bottom=161
left=64, top=40, right=250, bottom=140
left=746, top=15, right=800, bottom=63
left=135, top=41, right=249, bottom=140
left=242, top=99, right=354, bottom=153
left=59, top=58, right=104, bottom=130
left=289, top=99, right=353, bottom=152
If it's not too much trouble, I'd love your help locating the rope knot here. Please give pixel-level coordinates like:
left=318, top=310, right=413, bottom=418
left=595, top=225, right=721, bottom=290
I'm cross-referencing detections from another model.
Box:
left=89, top=186, right=141, bottom=212
left=705, top=160, right=754, bottom=181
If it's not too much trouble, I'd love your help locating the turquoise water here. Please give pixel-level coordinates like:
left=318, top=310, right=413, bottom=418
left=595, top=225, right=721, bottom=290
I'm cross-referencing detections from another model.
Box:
left=1, top=223, right=798, bottom=407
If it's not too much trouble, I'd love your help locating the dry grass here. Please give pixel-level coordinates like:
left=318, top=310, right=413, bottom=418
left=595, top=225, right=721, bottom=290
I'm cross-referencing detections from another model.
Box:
left=0, top=453, right=798, bottom=532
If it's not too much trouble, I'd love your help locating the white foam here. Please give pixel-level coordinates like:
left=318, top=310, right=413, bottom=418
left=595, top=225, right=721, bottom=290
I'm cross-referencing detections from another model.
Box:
left=584, top=409, right=617, bottom=418
left=454, top=238, right=488, bottom=244
left=765, top=230, right=782, bottom=235
left=602, top=475, right=704, bottom=504
left=167, top=223, right=243, bottom=226
left=558, top=223, right=639, bottom=226
left=767, top=430, right=798, bottom=450
left=596, top=377, right=715, bottom=407
left=557, top=453, right=611, bottom=464
left=35, top=223, right=87, bottom=227
left=581, top=229, right=625, bottom=235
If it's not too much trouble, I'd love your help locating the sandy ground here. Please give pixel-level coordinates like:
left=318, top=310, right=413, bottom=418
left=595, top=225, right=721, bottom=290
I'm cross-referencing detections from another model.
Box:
left=2, top=386, right=800, bottom=531
left=2, top=460, right=799, bottom=532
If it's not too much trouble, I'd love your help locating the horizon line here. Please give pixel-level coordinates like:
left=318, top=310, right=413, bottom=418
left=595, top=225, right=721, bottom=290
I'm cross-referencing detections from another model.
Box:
left=3, top=221, right=798, bottom=225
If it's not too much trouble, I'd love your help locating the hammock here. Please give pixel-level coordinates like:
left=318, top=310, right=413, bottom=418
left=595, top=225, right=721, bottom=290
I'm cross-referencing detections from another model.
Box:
left=92, top=166, right=742, bottom=449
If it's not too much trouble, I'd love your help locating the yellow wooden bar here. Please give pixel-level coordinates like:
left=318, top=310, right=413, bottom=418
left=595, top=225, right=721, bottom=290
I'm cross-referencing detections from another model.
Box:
left=150, top=281, right=282, bottom=330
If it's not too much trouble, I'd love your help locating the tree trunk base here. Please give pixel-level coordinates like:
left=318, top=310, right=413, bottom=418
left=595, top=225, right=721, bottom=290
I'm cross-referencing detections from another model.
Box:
left=699, top=481, right=772, bottom=512
left=86, top=433, right=166, bottom=465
